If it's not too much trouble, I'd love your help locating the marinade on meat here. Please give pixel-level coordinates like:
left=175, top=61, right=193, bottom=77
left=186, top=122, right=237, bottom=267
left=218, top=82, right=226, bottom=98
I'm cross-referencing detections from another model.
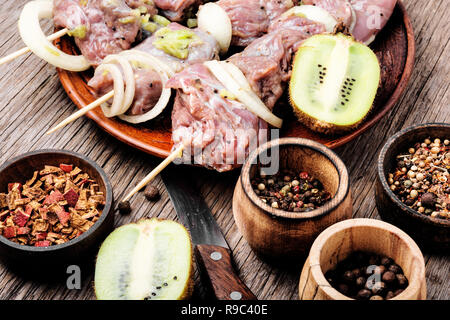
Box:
left=88, top=22, right=220, bottom=116
left=167, top=64, right=268, bottom=172
left=153, top=0, right=202, bottom=21
left=216, top=0, right=294, bottom=47
left=302, top=0, right=354, bottom=26
left=167, top=15, right=326, bottom=172
left=349, top=0, right=397, bottom=44
left=53, top=0, right=157, bottom=66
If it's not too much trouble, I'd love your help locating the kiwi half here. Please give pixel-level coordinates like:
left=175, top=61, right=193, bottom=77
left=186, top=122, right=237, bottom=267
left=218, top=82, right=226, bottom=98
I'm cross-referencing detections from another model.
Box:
left=289, top=33, right=380, bottom=134
left=94, top=218, right=193, bottom=300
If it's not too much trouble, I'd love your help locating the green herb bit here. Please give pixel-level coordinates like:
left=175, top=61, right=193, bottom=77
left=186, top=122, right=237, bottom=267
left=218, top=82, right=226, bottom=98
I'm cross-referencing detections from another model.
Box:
left=152, top=14, right=170, bottom=27
left=187, top=18, right=197, bottom=28
left=45, top=46, right=60, bottom=56
left=119, top=16, right=137, bottom=24
left=142, top=22, right=158, bottom=33
left=153, top=27, right=202, bottom=59
left=67, top=25, right=87, bottom=39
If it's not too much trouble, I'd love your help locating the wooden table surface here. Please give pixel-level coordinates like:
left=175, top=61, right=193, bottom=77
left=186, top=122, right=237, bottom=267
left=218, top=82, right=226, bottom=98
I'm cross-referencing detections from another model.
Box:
left=0, top=0, right=448, bottom=300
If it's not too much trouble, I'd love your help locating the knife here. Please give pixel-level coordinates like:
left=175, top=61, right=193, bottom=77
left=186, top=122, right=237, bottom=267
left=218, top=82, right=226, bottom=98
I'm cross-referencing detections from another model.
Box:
left=161, top=166, right=257, bottom=301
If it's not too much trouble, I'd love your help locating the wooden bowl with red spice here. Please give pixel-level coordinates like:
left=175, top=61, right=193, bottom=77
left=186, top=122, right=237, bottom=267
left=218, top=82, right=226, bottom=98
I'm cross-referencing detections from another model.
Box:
left=0, top=149, right=114, bottom=274
left=375, top=123, right=450, bottom=252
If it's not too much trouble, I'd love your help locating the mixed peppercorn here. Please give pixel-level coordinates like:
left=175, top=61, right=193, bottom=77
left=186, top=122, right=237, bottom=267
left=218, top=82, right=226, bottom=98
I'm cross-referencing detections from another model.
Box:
left=388, top=138, right=449, bottom=219
left=0, top=164, right=105, bottom=247
left=325, top=251, right=409, bottom=300
left=251, top=169, right=331, bottom=212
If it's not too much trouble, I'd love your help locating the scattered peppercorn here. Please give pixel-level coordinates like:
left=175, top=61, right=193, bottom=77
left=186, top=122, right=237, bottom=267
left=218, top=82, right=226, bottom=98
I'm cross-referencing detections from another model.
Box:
left=388, top=137, right=449, bottom=219
left=325, top=251, right=409, bottom=300
left=118, top=201, right=132, bottom=215
left=251, top=169, right=331, bottom=212
left=144, top=184, right=160, bottom=201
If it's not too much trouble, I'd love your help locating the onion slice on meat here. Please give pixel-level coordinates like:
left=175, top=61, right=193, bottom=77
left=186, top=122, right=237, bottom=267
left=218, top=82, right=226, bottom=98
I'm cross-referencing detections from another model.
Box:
left=95, top=63, right=125, bottom=117
left=197, top=3, right=232, bottom=54
left=102, top=55, right=135, bottom=115
left=282, top=5, right=338, bottom=33
left=116, top=51, right=172, bottom=124
left=18, top=0, right=90, bottom=71
left=204, top=60, right=283, bottom=128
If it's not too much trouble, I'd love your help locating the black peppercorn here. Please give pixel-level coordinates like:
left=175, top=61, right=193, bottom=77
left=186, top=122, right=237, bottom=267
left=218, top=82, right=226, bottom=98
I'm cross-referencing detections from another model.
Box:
left=385, top=291, right=395, bottom=300
left=342, top=271, right=355, bottom=283
left=396, top=274, right=408, bottom=288
left=388, top=264, right=402, bottom=274
left=371, top=281, right=386, bottom=296
left=118, top=201, right=132, bottom=214
left=356, top=289, right=372, bottom=300
left=145, top=184, right=160, bottom=201
left=337, top=283, right=350, bottom=295
left=380, top=257, right=393, bottom=266
left=355, top=276, right=366, bottom=288
left=421, top=192, right=436, bottom=208
left=382, top=271, right=396, bottom=283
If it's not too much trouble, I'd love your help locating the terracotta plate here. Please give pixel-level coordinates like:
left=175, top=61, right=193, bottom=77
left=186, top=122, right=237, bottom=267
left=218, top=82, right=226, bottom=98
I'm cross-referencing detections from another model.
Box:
left=55, top=2, right=415, bottom=159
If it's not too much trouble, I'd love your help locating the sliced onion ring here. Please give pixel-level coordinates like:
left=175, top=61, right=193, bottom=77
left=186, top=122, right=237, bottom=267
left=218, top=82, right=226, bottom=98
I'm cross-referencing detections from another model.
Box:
left=103, top=55, right=135, bottom=115
left=95, top=64, right=125, bottom=117
left=119, top=50, right=176, bottom=77
left=18, top=0, right=90, bottom=71
left=117, top=51, right=172, bottom=124
left=282, top=5, right=338, bottom=32
left=197, top=2, right=232, bottom=54
left=204, top=60, right=283, bottom=128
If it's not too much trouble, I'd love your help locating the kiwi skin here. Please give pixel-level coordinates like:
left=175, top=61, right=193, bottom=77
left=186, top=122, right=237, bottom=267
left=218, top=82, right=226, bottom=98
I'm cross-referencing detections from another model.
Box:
left=291, top=105, right=371, bottom=135
left=94, top=218, right=194, bottom=300
left=289, top=35, right=381, bottom=135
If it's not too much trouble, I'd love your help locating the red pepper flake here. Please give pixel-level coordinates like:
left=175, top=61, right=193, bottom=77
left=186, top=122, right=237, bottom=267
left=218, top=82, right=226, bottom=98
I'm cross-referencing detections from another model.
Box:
left=35, top=240, right=51, bottom=247
left=13, top=207, right=30, bottom=227
left=43, top=190, right=64, bottom=205
left=17, top=227, right=30, bottom=235
left=3, top=226, right=16, bottom=238
left=56, top=209, right=71, bottom=227
left=8, top=183, right=22, bottom=192
left=35, top=232, right=47, bottom=240
left=299, top=172, right=309, bottom=180
left=64, top=189, right=79, bottom=208
left=59, top=164, right=73, bottom=173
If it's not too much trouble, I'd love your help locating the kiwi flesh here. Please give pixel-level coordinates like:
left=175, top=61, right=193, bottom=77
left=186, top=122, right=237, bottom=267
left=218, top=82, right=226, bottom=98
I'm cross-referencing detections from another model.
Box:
left=289, top=33, right=380, bottom=134
left=94, top=218, right=193, bottom=300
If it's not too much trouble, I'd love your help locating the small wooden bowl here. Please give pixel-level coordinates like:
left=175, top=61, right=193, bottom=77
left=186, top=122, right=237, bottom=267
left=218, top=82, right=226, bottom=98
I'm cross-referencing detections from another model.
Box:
left=232, top=138, right=352, bottom=262
left=375, top=123, right=450, bottom=252
left=298, top=218, right=427, bottom=300
left=0, top=150, right=114, bottom=274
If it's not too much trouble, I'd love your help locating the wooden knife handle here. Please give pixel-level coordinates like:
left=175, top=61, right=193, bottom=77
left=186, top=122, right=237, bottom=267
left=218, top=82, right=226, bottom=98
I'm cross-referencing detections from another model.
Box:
left=195, top=244, right=257, bottom=300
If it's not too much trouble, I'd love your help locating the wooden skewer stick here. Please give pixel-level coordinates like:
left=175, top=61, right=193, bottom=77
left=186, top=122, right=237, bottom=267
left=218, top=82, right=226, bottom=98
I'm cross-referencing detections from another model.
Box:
left=46, top=90, right=115, bottom=134
left=122, top=144, right=185, bottom=202
left=0, top=28, right=68, bottom=66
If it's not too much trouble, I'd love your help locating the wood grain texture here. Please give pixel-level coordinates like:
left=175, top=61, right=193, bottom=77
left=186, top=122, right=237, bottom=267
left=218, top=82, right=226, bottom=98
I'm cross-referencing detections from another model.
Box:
left=0, top=0, right=448, bottom=300
left=195, top=245, right=257, bottom=300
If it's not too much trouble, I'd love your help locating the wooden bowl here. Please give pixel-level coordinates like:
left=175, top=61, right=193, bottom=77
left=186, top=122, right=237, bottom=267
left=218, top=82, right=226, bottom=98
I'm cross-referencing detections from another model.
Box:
left=232, top=138, right=352, bottom=262
left=298, top=218, right=427, bottom=300
left=375, top=123, right=450, bottom=252
left=55, top=1, right=414, bottom=158
left=0, top=150, right=114, bottom=274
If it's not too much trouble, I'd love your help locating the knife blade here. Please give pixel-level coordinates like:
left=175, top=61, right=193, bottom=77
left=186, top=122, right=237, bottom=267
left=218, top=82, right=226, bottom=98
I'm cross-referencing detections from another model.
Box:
left=161, top=165, right=256, bottom=301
